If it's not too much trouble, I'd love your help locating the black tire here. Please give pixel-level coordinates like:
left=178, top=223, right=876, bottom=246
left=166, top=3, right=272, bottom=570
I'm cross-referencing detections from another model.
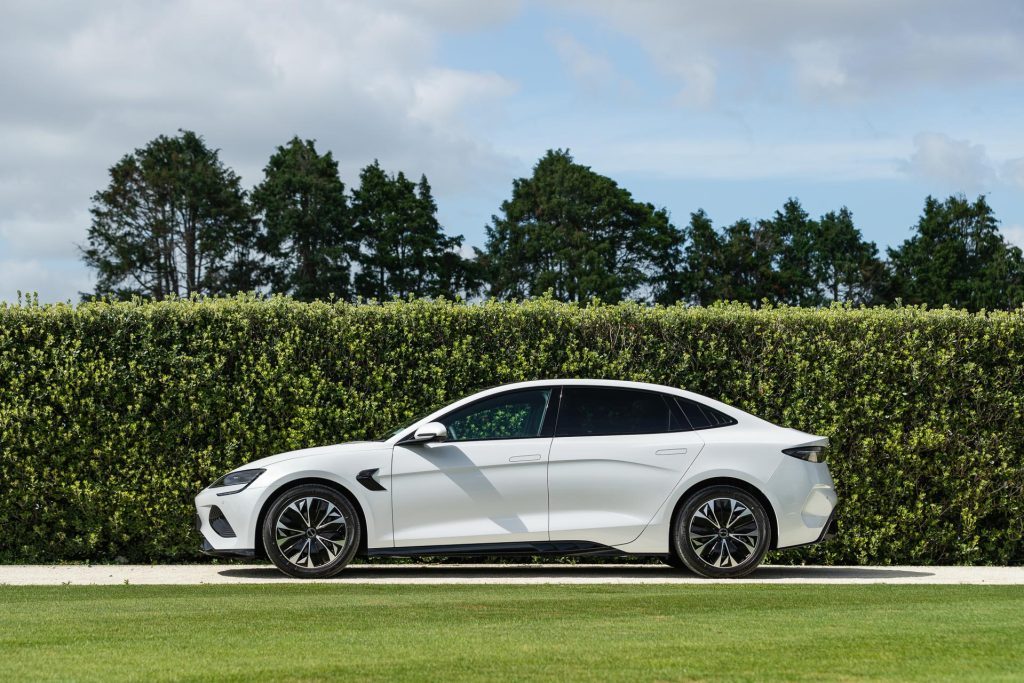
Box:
left=262, top=484, right=362, bottom=579
left=673, top=485, right=771, bottom=578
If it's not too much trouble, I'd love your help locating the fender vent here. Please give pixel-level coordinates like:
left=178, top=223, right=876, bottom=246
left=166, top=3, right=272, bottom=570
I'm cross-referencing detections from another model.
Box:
left=357, top=468, right=386, bottom=491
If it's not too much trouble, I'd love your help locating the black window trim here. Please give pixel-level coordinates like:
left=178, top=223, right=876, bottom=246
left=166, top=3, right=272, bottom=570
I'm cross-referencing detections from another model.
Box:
left=553, top=385, right=697, bottom=438
left=674, top=395, right=739, bottom=430
left=398, top=385, right=561, bottom=445
left=395, top=383, right=738, bottom=444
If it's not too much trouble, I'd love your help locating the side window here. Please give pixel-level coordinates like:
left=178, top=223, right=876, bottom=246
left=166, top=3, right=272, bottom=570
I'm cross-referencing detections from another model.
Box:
left=555, top=387, right=686, bottom=437
left=675, top=397, right=738, bottom=430
left=440, top=389, right=552, bottom=442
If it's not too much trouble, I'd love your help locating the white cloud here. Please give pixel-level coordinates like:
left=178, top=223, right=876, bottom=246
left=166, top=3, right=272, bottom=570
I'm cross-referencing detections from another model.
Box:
left=1002, top=158, right=1024, bottom=190
left=669, top=59, right=717, bottom=108
left=549, top=31, right=619, bottom=93
left=1004, top=224, right=1024, bottom=249
left=0, top=211, right=91, bottom=259
left=410, top=69, right=517, bottom=124
left=899, top=133, right=996, bottom=191
left=585, top=137, right=904, bottom=181
left=790, top=41, right=849, bottom=98
left=0, top=259, right=92, bottom=303
left=0, top=0, right=522, bottom=301
left=389, top=0, right=522, bottom=32
left=559, top=0, right=1024, bottom=105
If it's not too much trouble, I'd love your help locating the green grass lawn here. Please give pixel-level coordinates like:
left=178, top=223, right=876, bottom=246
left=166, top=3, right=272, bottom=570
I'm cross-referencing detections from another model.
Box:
left=1, top=584, right=1022, bottom=682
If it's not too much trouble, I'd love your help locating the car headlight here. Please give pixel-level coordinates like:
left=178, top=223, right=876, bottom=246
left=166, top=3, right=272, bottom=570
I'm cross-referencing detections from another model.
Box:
left=209, top=468, right=266, bottom=491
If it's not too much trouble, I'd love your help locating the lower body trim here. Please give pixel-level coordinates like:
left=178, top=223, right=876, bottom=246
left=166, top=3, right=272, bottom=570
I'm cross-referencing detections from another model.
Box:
left=368, top=540, right=620, bottom=558
left=201, top=537, right=256, bottom=559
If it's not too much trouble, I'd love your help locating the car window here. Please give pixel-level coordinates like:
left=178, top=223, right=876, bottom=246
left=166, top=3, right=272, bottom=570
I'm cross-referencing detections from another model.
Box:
left=440, top=389, right=553, bottom=442
left=675, top=397, right=738, bottom=430
left=555, top=387, right=685, bottom=437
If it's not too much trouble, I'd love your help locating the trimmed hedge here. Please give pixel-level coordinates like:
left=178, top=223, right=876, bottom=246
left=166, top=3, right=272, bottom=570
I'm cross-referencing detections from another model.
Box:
left=1, top=296, right=1022, bottom=565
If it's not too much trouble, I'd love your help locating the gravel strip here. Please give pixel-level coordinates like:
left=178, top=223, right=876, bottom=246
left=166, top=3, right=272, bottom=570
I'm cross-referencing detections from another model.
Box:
left=1, top=564, right=1022, bottom=585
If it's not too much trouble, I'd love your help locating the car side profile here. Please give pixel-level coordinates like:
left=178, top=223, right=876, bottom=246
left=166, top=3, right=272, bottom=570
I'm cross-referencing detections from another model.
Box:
left=195, top=379, right=838, bottom=578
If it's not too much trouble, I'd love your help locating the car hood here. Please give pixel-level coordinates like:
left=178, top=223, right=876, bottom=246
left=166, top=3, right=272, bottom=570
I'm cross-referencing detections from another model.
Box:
left=239, top=441, right=384, bottom=471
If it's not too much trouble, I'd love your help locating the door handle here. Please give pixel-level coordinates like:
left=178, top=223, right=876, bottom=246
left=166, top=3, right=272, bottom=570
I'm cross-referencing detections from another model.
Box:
left=655, top=448, right=688, bottom=456
left=508, top=454, right=542, bottom=462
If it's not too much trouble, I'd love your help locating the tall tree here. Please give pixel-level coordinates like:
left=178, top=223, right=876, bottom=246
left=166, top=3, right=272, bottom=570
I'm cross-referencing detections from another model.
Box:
left=717, top=218, right=780, bottom=306
left=888, top=195, right=1024, bottom=310
left=352, top=162, right=472, bottom=300
left=671, top=210, right=723, bottom=306
left=761, top=198, right=819, bottom=306
left=685, top=200, right=889, bottom=307
left=83, top=130, right=257, bottom=298
left=483, top=149, right=677, bottom=303
left=252, top=137, right=355, bottom=301
left=813, top=208, right=888, bottom=304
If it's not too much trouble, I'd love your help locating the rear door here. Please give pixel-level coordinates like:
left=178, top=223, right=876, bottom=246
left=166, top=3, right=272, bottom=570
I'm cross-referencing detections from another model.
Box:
left=547, top=386, right=704, bottom=546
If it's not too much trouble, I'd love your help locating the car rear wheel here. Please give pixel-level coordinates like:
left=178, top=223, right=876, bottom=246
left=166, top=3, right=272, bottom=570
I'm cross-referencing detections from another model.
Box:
left=674, top=485, right=771, bottom=578
left=262, top=484, right=361, bottom=579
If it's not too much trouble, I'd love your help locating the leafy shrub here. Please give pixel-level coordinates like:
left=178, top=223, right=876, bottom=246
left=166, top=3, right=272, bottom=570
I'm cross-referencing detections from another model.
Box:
left=1, top=296, right=1021, bottom=564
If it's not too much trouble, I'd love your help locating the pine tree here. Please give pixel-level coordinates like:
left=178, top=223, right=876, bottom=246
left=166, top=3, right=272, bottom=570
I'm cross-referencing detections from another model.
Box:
left=352, top=162, right=471, bottom=300
left=674, top=210, right=723, bottom=306
left=252, top=137, right=355, bottom=301
left=888, top=195, right=1024, bottom=310
left=814, top=208, right=888, bottom=304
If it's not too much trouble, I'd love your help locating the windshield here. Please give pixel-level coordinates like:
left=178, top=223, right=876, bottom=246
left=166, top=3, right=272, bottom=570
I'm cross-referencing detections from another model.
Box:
left=376, top=404, right=443, bottom=441
left=374, top=386, right=519, bottom=441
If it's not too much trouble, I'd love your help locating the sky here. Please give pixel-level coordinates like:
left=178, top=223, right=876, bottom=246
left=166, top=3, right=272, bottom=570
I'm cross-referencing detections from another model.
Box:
left=2, top=0, right=1023, bottom=302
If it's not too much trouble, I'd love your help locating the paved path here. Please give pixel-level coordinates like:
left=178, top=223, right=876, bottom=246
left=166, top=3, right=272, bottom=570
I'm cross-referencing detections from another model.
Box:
left=2, top=564, right=1023, bottom=585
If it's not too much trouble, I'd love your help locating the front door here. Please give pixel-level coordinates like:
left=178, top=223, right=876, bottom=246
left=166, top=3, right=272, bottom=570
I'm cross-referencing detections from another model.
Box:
left=391, top=387, right=555, bottom=547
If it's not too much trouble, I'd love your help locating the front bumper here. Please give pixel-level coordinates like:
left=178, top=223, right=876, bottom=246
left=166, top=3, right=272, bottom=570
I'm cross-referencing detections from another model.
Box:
left=195, top=484, right=265, bottom=557
left=200, top=537, right=256, bottom=559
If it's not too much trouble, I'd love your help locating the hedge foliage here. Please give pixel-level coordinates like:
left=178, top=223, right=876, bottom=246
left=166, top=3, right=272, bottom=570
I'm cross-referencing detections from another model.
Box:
left=1, top=296, right=1022, bottom=565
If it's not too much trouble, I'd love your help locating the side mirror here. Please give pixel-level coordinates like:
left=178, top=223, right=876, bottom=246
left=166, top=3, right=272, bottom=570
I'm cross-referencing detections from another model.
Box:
left=411, top=421, right=448, bottom=443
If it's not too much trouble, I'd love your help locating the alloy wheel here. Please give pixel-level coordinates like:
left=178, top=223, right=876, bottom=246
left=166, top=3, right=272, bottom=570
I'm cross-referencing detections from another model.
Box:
left=274, top=496, right=350, bottom=569
left=687, top=497, right=761, bottom=569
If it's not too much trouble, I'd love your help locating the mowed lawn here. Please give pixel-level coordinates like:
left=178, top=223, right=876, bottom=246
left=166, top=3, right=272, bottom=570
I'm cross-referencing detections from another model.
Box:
left=1, top=584, right=1022, bottom=682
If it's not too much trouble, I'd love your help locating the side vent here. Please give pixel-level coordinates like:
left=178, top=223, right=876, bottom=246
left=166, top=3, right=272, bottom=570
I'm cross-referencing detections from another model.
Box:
left=356, top=468, right=386, bottom=491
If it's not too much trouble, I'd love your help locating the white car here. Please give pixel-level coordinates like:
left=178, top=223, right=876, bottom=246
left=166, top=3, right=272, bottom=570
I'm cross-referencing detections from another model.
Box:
left=195, top=379, right=838, bottom=578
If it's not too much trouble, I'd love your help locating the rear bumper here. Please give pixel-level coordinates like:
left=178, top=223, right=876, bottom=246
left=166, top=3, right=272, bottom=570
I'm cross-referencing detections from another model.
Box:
left=818, top=512, right=838, bottom=543
left=770, top=457, right=839, bottom=549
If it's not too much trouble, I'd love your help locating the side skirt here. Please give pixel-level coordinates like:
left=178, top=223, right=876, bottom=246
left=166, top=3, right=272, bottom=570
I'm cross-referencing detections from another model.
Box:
left=368, top=540, right=624, bottom=558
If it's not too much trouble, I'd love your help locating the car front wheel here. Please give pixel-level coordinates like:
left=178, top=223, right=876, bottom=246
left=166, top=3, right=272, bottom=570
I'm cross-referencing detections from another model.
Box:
left=262, top=484, right=361, bottom=579
left=673, top=485, right=771, bottom=578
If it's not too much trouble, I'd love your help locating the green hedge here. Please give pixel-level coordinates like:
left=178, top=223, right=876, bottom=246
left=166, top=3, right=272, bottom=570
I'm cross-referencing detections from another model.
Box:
left=1, top=297, right=1022, bottom=565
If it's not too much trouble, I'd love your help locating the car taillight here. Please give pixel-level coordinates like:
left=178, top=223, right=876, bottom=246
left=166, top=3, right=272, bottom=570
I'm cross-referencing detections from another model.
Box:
left=782, top=445, right=826, bottom=463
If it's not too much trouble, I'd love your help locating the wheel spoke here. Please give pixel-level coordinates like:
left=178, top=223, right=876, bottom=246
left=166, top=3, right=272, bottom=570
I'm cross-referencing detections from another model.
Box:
left=276, top=496, right=350, bottom=570
left=732, top=533, right=758, bottom=554
left=688, top=496, right=761, bottom=571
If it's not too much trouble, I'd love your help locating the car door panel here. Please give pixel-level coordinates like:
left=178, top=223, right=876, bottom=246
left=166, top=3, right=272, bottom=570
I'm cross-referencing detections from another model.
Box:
left=548, top=433, right=703, bottom=546
left=547, top=386, right=705, bottom=546
left=390, top=387, right=556, bottom=548
left=391, top=438, right=552, bottom=546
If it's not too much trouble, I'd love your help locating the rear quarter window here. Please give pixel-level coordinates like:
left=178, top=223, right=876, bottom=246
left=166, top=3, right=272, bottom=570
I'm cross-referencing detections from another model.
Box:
left=675, top=397, right=738, bottom=430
